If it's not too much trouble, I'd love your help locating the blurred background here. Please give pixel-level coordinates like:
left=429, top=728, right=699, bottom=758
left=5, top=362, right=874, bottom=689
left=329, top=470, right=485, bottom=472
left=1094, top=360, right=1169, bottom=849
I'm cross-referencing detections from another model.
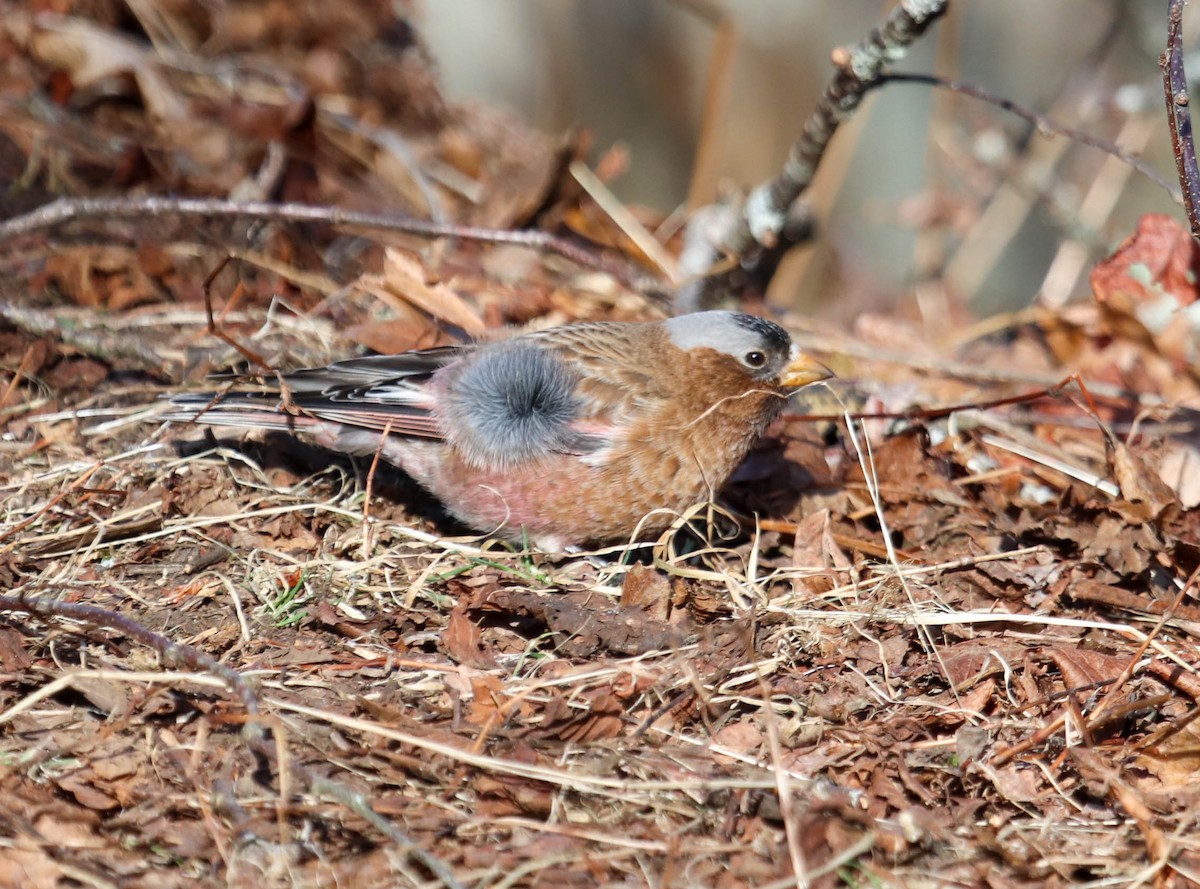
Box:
left=421, top=0, right=1179, bottom=323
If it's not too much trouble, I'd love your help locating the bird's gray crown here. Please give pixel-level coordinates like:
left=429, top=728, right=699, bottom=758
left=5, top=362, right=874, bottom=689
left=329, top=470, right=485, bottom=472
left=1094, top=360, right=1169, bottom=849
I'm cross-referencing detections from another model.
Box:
left=665, top=311, right=792, bottom=358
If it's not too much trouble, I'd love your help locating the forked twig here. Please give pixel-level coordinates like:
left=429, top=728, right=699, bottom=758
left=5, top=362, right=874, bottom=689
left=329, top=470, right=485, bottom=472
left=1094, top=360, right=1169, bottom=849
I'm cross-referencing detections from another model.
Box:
left=730, top=0, right=950, bottom=256
left=678, top=0, right=950, bottom=309
left=202, top=255, right=271, bottom=370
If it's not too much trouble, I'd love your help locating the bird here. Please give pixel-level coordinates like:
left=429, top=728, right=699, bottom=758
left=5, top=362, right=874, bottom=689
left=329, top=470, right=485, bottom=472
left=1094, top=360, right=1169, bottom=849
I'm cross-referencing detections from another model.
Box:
left=167, top=311, right=832, bottom=551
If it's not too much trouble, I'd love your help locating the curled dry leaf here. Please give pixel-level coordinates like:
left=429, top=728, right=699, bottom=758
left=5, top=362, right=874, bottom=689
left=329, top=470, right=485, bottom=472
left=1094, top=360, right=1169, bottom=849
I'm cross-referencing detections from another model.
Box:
left=354, top=249, right=487, bottom=338
left=1158, top=437, right=1200, bottom=508
left=619, top=562, right=672, bottom=619
left=973, top=761, right=1040, bottom=803
left=790, top=508, right=852, bottom=596
left=713, top=719, right=763, bottom=755
left=1136, top=718, right=1200, bottom=789
left=1109, top=441, right=1180, bottom=522
left=442, top=601, right=496, bottom=670
left=42, top=245, right=164, bottom=310
left=528, top=689, right=624, bottom=742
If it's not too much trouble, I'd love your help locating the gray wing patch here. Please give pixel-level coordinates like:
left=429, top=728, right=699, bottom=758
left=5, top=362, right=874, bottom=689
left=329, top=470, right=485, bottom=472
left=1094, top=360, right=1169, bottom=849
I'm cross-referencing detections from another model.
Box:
left=282, top=346, right=470, bottom=394
left=442, top=341, right=598, bottom=469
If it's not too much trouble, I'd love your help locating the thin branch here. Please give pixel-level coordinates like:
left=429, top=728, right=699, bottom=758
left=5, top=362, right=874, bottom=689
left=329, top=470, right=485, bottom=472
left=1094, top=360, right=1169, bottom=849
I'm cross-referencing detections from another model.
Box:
left=730, top=0, right=950, bottom=256
left=311, top=777, right=465, bottom=889
left=676, top=0, right=950, bottom=311
left=1162, top=0, right=1200, bottom=239
left=0, top=195, right=656, bottom=292
left=0, top=592, right=262, bottom=733
left=879, top=72, right=1181, bottom=203
left=784, top=374, right=1145, bottom=425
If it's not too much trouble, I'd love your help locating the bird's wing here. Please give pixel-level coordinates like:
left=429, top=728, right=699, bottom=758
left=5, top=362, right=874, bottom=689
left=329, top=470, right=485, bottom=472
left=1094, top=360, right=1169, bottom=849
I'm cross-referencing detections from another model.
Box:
left=169, top=345, right=473, bottom=440
left=171, top=323, right=664, bottom=465
left=281, top=346, right=471, bottom=438
left=530, top=322, right=667, bottom=424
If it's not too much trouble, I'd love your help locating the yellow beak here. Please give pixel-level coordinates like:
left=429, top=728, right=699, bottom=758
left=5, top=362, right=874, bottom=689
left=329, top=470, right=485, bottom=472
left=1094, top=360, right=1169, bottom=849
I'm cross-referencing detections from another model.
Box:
left=779, top=349, right=834, bottom=389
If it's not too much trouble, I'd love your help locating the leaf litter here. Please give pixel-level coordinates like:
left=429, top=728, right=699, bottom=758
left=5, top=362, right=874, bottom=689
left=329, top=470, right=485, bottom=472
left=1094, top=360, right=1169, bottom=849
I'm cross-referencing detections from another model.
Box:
left=2, top=2, right=1200, bottom=887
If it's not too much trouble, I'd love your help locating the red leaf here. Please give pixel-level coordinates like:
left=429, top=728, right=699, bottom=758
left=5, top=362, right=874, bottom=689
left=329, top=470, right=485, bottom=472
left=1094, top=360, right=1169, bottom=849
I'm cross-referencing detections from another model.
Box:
left=1091, top=213, right=1200, bottom=309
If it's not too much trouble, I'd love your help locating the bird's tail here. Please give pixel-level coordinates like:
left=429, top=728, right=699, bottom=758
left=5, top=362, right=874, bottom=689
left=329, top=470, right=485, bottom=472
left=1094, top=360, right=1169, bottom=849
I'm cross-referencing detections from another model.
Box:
left=162, top=392, right=320, bottom=433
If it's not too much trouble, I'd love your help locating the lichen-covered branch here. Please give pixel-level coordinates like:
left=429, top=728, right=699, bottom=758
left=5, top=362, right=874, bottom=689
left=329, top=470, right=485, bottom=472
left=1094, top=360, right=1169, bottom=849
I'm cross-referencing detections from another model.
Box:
left=677, top=0, right=950, bottom=312
left=739, top=0, right=949, bottom=251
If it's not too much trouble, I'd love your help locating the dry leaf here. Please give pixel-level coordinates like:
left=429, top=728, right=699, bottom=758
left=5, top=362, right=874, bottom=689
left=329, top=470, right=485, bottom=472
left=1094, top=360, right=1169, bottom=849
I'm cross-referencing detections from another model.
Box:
left=356, top=250, right=487, bottom=337
left=443, top=602, right=496, bottom=669
left=31, top=15, right=187, bottom=120
left=1090, top=213, right=1200, bottom=367
left=620, top=562, right=671, bottom=619
left=1110, top=442, right=1179, bottom=522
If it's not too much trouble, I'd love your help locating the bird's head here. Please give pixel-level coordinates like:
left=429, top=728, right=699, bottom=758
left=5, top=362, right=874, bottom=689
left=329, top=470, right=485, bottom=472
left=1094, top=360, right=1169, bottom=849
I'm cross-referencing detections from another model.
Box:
left=664, top=311, right=833, bottom=389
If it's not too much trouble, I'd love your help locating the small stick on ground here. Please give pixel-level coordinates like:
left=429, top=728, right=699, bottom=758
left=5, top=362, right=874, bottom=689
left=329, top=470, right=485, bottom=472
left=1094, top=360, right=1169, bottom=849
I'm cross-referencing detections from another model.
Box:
left=361, top=418, right=395, bottom=560
left=0, top=592, right=262, bottom=731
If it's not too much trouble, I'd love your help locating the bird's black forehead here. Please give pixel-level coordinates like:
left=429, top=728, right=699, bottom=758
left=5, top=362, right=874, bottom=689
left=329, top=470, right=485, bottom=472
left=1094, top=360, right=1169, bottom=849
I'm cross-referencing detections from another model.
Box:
left=731, top=313, right=791, bottom=351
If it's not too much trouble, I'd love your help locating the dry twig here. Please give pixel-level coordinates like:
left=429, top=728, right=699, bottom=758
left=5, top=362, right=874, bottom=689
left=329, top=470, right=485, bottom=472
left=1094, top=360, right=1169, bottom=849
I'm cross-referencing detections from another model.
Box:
left=1162, top=0, right=1200, bottom=239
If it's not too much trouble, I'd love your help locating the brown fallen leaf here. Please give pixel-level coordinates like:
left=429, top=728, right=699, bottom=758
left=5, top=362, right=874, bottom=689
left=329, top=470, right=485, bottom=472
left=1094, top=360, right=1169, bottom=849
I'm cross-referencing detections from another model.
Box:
left=356, top=249, right=487, bottom=337
left=620, top=562, right=672, bottom=619
left=525, top=688, right=625, bottom=742
left=30, top=15, right=188, bottom=121
left=442, top=601, right=496, bottom=669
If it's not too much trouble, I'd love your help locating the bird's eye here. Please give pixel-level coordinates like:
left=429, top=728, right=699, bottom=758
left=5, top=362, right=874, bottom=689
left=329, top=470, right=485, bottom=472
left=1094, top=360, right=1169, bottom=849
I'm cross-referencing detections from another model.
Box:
left=744, top=351, right=766, bottom=368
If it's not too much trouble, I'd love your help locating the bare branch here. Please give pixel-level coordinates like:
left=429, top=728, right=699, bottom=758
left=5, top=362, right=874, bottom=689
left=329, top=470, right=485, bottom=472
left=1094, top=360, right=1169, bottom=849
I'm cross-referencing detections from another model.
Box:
left=1161, top=0, right=1200, bottom=239
left=677, top=0, right=950, bottom=311
left=880, top=72, right=1181, bottom=203
left=0, top=195, right=657, bottom=292
left=0, top=592, right=463, bottom=885
left=731, top=0, right=950, bottom=255
left=0, top=592, right=262, bottom=733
